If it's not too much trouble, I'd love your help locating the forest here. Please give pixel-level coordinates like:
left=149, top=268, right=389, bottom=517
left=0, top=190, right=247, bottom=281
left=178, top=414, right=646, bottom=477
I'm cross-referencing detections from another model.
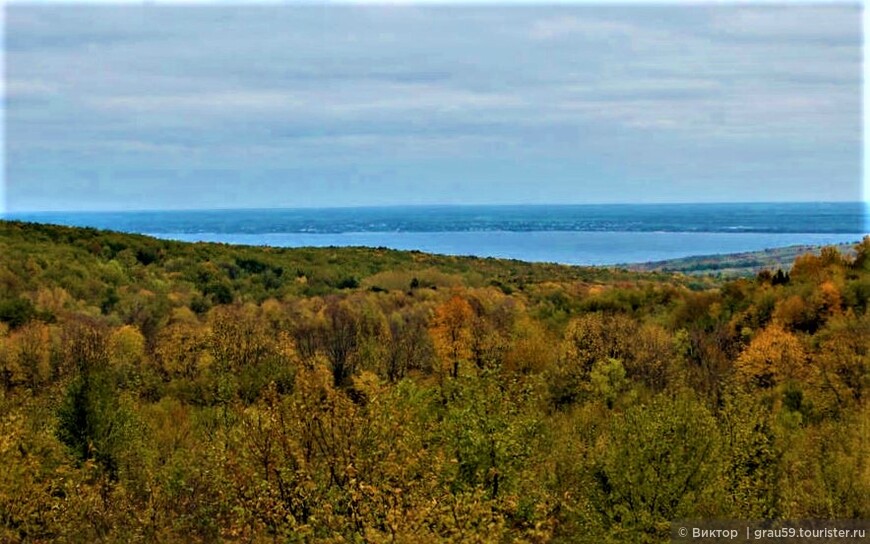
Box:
left=0, top=220, right=867, bottom=543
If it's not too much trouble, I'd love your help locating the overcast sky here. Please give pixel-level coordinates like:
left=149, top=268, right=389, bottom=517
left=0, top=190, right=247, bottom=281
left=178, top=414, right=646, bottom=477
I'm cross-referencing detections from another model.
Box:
left=3, top=4, right=862, bottom=211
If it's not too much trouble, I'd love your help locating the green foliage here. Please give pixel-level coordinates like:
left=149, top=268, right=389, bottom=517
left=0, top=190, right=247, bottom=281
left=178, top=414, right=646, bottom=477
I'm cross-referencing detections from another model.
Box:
left=590, top=394, right=720, bottom=541
left=56, top=369, right=138, bottom=480
left=590, top=358, right=629, bottom=408
left=0, top=297, right=37, bottom=329
left=718, top=390, right=782, bottom=518
left=336, top=276, right=359, bottom=289
left=442, top=370, right=542, bottom=500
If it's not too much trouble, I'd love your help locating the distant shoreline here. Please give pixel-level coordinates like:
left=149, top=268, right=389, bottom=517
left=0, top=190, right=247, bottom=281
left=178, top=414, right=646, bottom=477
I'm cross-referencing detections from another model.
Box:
left=624, top=242, right=862, bottom=276
left=2, top=202, right=864, bottom=269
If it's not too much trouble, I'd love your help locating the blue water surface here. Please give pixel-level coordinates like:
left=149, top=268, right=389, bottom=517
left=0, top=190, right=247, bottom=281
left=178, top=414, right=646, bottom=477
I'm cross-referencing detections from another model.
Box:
left=5, top=203, right=866, bottom=265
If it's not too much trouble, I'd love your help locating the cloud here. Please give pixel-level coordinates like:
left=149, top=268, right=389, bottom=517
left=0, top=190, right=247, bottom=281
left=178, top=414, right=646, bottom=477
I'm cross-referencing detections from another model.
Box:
left=710, top=6, right=860, bottom=43
left=3, top=79, right=57, bottom=99
left=529, top=16, right=636, bottom=40
left=4, top=5, right=861, bottom=210
left=94, top=91, right=304, bottom=114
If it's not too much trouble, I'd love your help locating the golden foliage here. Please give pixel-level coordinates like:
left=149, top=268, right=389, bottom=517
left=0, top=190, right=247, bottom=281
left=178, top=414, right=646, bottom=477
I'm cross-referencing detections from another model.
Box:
left=430, top=294, right=475, bottom=379
left=108, top=325, right=145, bottom=369
left=155, top=320, right=210, bottom=378
left=504, top=316, right=553, bottom=374
left=7, top=322, right=52, bottom=389
left=735, top=324, right=807, bottom=388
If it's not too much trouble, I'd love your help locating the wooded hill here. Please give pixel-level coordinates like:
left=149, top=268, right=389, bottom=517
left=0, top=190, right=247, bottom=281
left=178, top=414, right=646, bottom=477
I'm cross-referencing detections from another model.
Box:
left=628, top=242, right=859, bottom=277
left=1, top=220, right=868, bottom=543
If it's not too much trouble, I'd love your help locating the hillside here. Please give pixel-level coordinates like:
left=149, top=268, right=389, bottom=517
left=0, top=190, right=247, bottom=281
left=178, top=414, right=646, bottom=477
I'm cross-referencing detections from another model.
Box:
left=0, top=221, right=868, bottom=543
left=0, top=220, right=716, bottom=328
left=627, top=242, right=860, bottom=277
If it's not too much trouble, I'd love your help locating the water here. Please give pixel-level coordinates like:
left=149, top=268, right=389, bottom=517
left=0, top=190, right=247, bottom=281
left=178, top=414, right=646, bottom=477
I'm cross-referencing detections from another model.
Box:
left=5, top=203, right=866, bottom=265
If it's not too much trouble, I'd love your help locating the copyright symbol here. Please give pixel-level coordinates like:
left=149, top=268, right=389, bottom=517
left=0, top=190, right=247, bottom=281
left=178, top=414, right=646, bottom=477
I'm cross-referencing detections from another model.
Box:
left=679, top=527, right=688, bottom=537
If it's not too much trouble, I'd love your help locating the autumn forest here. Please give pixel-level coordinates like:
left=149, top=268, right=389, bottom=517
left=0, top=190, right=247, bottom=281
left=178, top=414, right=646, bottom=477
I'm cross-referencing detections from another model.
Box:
left=0, top=221, right=867, bottom=543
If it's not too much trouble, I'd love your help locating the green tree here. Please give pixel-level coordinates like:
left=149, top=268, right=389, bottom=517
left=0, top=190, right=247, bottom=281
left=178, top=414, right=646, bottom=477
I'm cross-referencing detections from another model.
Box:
left=591, top=394, right=720, bottom=541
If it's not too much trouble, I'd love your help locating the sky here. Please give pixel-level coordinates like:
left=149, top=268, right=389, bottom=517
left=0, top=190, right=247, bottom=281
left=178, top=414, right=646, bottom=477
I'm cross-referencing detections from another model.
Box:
left=2, top=3, right=863, bottom=212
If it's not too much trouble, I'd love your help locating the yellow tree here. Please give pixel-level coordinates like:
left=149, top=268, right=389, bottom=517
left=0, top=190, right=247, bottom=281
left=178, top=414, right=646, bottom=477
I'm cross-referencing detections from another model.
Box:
left=108, top=325, right=145, bottom=370
left=735, top=324, right=806, bottom=389
left=814, top=280, right=842, bottom=317
left=790, top=253, right=825, bottom=283
left=154, top=320, right=209, bottom=379
left=628, top=323, right=676, bottom=391
left=560, top=313, right=608, bottom=377
left=34, top=286, right=71, bottom=316
left=504, top=315, right=552, bottom=375
left=429, top=294, right=474, bottom=379
left=209, top=303, right=272, bottom=372
left=12, top=322, right=52, bottom=390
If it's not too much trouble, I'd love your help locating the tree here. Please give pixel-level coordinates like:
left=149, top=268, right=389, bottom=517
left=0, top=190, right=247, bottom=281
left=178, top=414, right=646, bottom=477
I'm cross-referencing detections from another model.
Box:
left=718, top=390, right=781, bottom=518
left=591, top=395, right=719, bottom=540
left=9, top=322, right=52, bottom=390
left=590, top=358, right=628, bottom=409
left=560, top=313, right=609, bottom=380
left=442, top=370, right=541, bottom=502
left=626, top=324, right=675, bottom=392
left=0, top=323, right=11, bottom=389
left=552, top=313, right=646, bottom=406
left=813, top=314, right=869, bottom=411
left=209, top=304, right=272, bottom=372
left=0, top=297, right=36, bottom=329
left=56, top=321, right=135, bottom=481
left=385, top=308, right=434, bottom=382
left=107, top=324, right=145, bottom=387
left=155, top=320, right=209, bottom=379
left=320, top=299, right=361, bottom=387
left=504, top=315, right=552, bottom=375
left=735, top=324, right=806, bottom=389
left=429, top=295, right=474, bottom=379
left=852, top=236, right=870, bottom=271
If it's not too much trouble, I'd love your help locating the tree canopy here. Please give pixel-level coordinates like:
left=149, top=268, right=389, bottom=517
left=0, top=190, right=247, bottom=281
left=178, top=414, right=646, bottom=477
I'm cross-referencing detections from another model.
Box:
left=0, top=221, right=867, bottom=542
